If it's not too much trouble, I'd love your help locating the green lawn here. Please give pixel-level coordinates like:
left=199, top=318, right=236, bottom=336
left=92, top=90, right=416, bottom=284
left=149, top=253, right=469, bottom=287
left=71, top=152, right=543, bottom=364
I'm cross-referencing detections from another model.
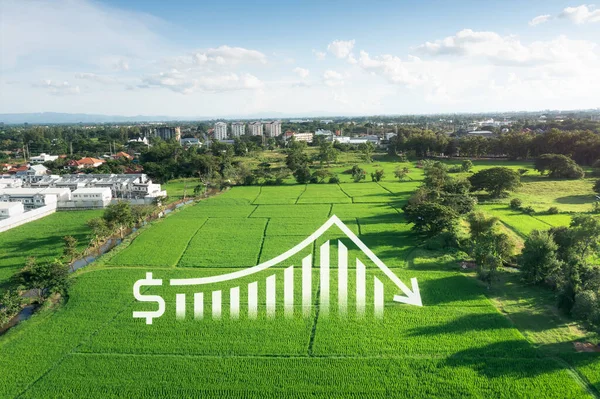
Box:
left=1, top=157, right=598, bottom=398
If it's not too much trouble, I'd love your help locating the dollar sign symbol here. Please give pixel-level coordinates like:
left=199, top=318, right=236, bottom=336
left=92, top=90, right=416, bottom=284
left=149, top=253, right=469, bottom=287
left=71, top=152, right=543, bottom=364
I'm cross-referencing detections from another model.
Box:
left=133, top=272, right=165, bottom=325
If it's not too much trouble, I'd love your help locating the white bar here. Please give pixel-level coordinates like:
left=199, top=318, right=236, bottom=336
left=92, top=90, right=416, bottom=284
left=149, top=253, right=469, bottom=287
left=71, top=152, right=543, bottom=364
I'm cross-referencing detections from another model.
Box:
left=266, top=274, right=276, bottom=318
left=338, top=241, right=348, bottom=316
left=230, top=286, right=240, bottom=320
left=302, top=255, right=312, bottom=317
left=176, top=293, right=186, bottom=320
left=248, top=282, right=258, bottom=319
left=320, top=241, right=330, bottom=316
left=356, top=259, right=366, bottom=317
left=284, top=266, right=294, bottom=318
left=212, top=290, right=222, bottom=320
left=374, top=277, right=384, bottom=319
left=194, top=292, right=203, bottom=320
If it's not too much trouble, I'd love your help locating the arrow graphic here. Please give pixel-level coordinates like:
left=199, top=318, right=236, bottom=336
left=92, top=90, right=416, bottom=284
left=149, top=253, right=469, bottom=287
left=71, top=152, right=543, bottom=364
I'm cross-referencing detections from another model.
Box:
left=170, top=215, right=422, bottom=307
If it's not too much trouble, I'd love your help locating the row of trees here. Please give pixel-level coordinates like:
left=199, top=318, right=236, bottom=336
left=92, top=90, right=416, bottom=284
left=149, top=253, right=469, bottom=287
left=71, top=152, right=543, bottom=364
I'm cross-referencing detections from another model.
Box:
left=389, top=128, right=600, bottom=165
left=520, top=217, right=600, bottom=327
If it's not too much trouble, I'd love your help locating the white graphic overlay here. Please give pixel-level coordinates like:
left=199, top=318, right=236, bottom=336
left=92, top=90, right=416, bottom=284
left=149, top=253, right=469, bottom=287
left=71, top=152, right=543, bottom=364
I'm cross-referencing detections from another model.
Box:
left=133, top=215, right=422, bottom=324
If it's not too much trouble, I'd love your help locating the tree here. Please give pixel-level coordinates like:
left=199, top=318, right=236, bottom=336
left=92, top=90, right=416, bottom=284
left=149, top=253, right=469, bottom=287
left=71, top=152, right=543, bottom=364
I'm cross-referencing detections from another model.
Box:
left=62, top=236, right=79, bottom=272
left=293, top=165, right=312, bottom=184
left=466, top=212, right=515, bottom=287
left=461, top=159, right=473, bottom=172
left=534, top=154, right=585, bottom=179
left=468, top=167, right=521, bottom=197
left=519, top=230, right=562, bottom=284
left=18, top=258, right=70, bottom=300
left=394, top=166, right=411, bottom=181
left=351, top=165, right=366, bottom=182
left=403, top=203, right=458, bottom=237
left=87, top=217, right=111, bottom=246
left=318, top=142, right=338, bottom=166
left=359, top=142, right=375, bottom=163
left=103, top=201, right=135, bottom=239
left=423, top=162, right=450, bottom=191
left=370, top=169, right=384, bottom=182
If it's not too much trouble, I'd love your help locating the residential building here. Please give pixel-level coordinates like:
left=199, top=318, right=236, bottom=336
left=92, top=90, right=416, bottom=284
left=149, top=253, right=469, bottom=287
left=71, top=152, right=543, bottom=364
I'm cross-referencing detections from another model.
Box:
left=264, top=121, right=282, bottom=137
left=71, top=188, right=112, bottom=208
left=0, top=187, right=70, bottom=209
left=248, top=121, right=263, bottom=136
left=334, top=135, right=380, bottom=145
left=67, top=157, right=106, bottom=169
left=0, top=202, right=25, bottom=220
left=114, top=151, right=133, bottom=161
left=180, top=138, right=202, bottom=146
left=155, top=126, right=181, bottom=141
left=320, top=120, right=334, bottom=124
left=30, top=153, right=59, bottom=164
left=467, top=130, right=495, bottom=137
left=0, top=177, right=22, bottom=188
left=13, top=164, right=49, bottom=183
left=284, top=131, right=313, bottom=143
left=29, top=173, right=166, bottom=203
left=231, top=122, right=246, bottom=137
left=214, top=122, right=228, bottom=140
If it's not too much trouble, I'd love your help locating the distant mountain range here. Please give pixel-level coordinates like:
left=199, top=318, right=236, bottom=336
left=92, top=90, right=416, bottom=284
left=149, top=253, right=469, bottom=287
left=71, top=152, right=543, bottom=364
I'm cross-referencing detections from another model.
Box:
left=0, top=111, right=351, bottom=125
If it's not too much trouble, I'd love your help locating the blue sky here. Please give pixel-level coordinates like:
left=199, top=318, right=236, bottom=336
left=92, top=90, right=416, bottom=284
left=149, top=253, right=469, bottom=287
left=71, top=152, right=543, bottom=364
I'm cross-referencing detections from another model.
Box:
left=1, top=0, right=599, bottom=117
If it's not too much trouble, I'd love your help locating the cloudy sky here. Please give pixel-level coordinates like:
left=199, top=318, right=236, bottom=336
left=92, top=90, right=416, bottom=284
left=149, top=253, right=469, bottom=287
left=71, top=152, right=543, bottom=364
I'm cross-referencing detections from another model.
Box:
left=1, top=0, right=599, bottom=117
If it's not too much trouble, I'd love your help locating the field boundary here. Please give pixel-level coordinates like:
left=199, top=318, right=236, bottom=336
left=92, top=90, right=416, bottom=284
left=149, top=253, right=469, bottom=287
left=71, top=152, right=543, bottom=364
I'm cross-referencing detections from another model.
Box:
left=255, top=219, right=271, bottom=265
left=294, top=184, right=308, bottom=204
left=174, top=218, right=210, bottom=268
left=337, top=184, right=353, bottom=202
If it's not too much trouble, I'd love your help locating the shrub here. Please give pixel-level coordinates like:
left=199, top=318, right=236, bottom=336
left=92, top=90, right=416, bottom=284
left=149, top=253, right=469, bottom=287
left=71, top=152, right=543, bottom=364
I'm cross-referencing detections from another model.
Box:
left=351, top=165, right=366, bottom=182
left=572, top=290, right=599, bottom=324
left=593, top=202, right=600, bottom=214
left=370, top=169, right=384, bottom=182
left=293, top=166, right=312, bottom=184
left=522, top=206, right=536, bottom=214
left=547, top=206, right=559, bottom=215
left=461, top=160, right=473, bottom=172
left=328, top=176, right=340, bottom=184
left=518, top=168, right=529, bottom=175
left=519, top=229, right=562, bottom=285
left=448, top=166, right=463, bottom=173
left=394, top=166, right=410, bottom=181
left=509, top=198, right=523, bottom=210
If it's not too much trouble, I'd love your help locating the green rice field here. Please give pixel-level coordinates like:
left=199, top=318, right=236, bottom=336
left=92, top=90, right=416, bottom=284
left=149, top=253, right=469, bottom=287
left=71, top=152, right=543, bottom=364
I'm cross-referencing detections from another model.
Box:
left=1, top=159, right=599, bottom=398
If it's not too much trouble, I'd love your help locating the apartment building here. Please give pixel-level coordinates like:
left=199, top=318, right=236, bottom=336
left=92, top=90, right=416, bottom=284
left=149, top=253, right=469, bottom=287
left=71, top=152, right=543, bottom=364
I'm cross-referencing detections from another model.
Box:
left=231, top=122, right=246, bottom=137
left=248, top=121, right=263, bottom=136
left=264, top=121, right=282, bottom=137
left=214, top=122, right=228, bottom=140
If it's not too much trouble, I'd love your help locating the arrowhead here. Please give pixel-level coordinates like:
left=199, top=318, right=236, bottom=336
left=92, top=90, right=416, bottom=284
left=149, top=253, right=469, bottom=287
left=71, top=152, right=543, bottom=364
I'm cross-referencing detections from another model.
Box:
left=392, top=277, right=422, bottom=307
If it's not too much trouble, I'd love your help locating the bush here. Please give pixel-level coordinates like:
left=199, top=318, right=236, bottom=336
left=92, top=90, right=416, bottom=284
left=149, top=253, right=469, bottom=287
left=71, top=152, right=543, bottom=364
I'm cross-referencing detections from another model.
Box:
left=448, top=166, right=463, bottom=173
left=547, top=206, right=559, bottom=215
left=461, top=160, right=473, bottom=172
left=328, top=176, right=340, bottom=184
left=509, top=198, right=523, bottom=210
left=572, top=290, right=599, bottom=324
left=519, top=229, right=561, bottom=285
left=370, top=169, right=384, bottom=182
left=293, top=166, right=312, bottom=184
left=351, top=165, right=366, bottom=183
left=593, top=202, right=600, bottom=214
left=522, top=206, right=536, bottom=214
left=518, top=168, right=529, bottom=175
left=394, top=166, right=410, bottom=181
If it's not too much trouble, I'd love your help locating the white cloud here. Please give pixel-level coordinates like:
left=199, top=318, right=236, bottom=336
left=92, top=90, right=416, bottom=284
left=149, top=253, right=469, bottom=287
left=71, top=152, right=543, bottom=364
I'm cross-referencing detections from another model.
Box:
left=312, top=49, right=326, bottom=60
left=559, top=4, right=600, bottom=24
left=323, top=70, right=344, bottom=86
left=529, top=14, right=551, bottom=26
left=416, top=29, right=599, bottom=67
left=327, top=39, right=355, bottom=59
left=293, top=67, right=310, bottom=78
left=75, top=72, right=117, bottom=84
left=33, top=80, right=80, bottom=95
left=114, top=59, right=129, bottom=71
left=141, top=69, right=263, bottom=94
left=198, top=45, right=267, bottom=65
left=358, top=51, right=425, bottom=86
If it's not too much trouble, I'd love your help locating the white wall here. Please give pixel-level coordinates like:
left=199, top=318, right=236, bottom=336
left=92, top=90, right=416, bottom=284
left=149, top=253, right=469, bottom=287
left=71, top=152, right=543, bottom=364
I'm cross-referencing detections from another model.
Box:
left=0, top=204, right=56, bottom=233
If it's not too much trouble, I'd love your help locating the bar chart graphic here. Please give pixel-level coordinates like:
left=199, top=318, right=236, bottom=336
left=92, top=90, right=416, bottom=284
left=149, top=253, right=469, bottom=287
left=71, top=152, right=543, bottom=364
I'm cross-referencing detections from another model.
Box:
left=166, top=215, right=422, bottom=321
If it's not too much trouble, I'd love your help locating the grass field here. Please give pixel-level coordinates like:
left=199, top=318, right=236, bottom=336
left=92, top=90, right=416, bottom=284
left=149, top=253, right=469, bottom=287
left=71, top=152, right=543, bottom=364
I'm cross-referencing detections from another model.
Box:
left=1, top=158, right=599, bottom=398
left=0, top=210, right=102, bottom=292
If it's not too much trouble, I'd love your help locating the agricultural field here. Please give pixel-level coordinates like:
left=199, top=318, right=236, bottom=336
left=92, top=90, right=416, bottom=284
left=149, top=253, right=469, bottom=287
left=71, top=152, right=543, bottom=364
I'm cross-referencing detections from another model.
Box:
left=0, top=210, right=102, bottom=293
left=1, top=158, right=599, bottom=398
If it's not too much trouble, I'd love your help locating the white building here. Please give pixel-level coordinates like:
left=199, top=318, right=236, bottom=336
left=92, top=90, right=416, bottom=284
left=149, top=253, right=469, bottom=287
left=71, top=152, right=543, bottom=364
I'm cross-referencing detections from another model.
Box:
left=15, top=165, right=48, bottom=183
left=231, top=122, right=245, bottom=137
left=0, top=202, right=25, bottom=220
left=214, top=122, right=228, bottom=140
left=264, top=121, right=282, bottom=138
left=248, top=121, right=263, bottom=136
left=0, top=188, right=68, bottom=209
left=334, top=135, right=380, bottom=145
left=0, top=177, right=22, bottom=189
left=285, top=132, right=313, bottom=143
left=30, top=153, right=59, bottom=164
left=71, top=188, right=112, bottom=208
